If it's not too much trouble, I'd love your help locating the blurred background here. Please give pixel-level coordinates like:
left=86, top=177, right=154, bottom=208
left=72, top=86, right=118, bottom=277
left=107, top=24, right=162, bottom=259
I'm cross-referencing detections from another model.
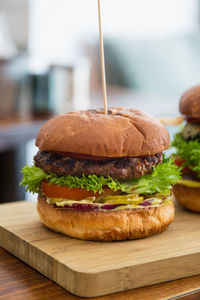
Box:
left=0, top=0, right=200, bottom=202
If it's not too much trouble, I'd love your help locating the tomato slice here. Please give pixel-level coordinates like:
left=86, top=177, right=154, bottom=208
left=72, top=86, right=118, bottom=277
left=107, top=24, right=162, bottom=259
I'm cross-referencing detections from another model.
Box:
left=186, top=117, right=200, bottom=124
left=55, top=151, right=112, bottom=160
left=41, top=180, right=120, bottom=200
left=174, top=157, right=192, bottom=174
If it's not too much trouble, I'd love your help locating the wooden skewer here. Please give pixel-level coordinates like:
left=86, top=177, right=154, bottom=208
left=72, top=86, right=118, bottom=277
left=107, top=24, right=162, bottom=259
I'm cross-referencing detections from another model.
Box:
left=97, top=0, right=108, bottom=115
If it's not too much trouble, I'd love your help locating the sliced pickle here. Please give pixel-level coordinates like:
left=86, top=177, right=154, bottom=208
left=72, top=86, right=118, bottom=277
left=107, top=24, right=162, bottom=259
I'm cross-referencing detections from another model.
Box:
left=97, top=198, right=144, bottom=205
left=113, top=198, right=172, bottom=211
left=161, top=198, right=173, bottom=206
left=114, top=204, right=141, bottom=210
left=95, top=193, right=143, bottom=204
left=147, top=198, right=163, bottom=205
left=46, top=193, right=172, bottom=210
left=47, top=197, right=95, bottom=205
left=98, top=193, right=140, bottom=200
left=153, top=193, right=171, bottom=199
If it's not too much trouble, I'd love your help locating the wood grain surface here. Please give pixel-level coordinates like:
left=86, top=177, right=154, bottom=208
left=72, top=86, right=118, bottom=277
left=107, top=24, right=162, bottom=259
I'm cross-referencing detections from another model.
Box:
left=0, top=248, right=200, bottom=300
left=0, top=201, right=200, bottom=298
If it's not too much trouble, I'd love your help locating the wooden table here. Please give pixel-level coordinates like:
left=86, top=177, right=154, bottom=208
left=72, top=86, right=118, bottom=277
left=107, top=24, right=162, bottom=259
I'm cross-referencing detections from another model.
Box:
left=0, top=248, right=199, bottom=300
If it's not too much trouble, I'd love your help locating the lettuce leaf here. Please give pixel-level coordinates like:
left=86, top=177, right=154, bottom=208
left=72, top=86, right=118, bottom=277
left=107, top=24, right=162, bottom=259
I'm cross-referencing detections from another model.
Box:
left=172, top=134, right=200, bottom=175
left=21, top=158, right=181, bottom=195
left=20, top=165, right=46, bottom=193
left=122, top=157, right=181, bottom=194
left=20, top=165, right=126, bottom=194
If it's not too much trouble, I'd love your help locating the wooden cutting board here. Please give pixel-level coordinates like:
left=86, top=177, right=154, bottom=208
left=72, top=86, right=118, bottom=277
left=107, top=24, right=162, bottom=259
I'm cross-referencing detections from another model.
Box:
left=0, top=201, right=200, bottom=298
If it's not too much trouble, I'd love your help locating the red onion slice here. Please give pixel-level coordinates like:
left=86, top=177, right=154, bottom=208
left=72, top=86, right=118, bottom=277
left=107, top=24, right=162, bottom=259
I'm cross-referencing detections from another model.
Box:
left=54, top=201, right=161, bottom=211
left=101, top=204, right=124, bottom=210
left=53, top=195, right=169, bottom=211
left=139, top=200, right=153, bottom=206
left=54, top=202, right=124, bottom=211
left=54, top=203, right=99, bottom=210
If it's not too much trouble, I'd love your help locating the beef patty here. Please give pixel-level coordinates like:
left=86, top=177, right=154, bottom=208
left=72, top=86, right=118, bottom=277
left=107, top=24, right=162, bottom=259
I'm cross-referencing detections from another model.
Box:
left=34, top=151, right=163, bottom=180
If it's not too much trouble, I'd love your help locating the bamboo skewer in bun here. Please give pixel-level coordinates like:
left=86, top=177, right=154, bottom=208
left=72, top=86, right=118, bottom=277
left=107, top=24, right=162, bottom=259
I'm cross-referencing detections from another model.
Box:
left=20, top=2, right=181, bottom=241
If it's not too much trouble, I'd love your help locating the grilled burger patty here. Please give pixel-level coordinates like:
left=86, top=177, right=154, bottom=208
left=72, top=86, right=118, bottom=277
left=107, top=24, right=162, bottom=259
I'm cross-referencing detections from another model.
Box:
left=34, top=151, right=163, bottom=179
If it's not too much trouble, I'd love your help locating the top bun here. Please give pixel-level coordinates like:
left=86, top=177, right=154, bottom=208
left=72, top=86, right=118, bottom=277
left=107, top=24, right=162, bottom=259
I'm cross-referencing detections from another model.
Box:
left=36, top=108, right=170, bottom=157
left=180, top=85, right=200, bottom=118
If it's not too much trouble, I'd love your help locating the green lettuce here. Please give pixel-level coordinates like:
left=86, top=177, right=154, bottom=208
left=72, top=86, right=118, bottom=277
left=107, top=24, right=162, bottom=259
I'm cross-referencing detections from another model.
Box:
left=20, top=158, right=180, bottom=195
left=21, top=165, right=46, bottom=194
left=122, top=158, right=181, bottom=194
left=20, top=165, right=126, bottom=194
left=172, top=134, right=200, bottom=175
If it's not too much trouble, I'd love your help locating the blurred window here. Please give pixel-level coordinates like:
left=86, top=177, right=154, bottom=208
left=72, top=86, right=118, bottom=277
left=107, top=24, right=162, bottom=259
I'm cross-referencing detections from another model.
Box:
left=29, top=0, right=199, bottom=65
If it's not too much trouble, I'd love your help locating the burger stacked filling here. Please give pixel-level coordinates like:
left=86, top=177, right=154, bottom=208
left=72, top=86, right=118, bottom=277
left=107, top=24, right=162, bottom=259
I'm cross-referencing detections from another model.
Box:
left=21, top=151, right=180, bottom=211
left=172, top=119, right=200, bottom=186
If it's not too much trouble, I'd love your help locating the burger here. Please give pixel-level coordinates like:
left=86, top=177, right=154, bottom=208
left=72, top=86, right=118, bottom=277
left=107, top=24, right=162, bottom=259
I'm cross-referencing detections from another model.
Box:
left=21, top=108, right=180, bottom=241
left=172, top=85, right=200, bottom=213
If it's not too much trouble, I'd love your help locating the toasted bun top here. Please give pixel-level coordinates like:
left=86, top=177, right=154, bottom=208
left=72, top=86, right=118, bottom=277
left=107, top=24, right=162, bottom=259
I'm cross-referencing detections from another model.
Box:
left=36, top=108, right=170, bottom=157
left=180, top=85, right=200, bottom=117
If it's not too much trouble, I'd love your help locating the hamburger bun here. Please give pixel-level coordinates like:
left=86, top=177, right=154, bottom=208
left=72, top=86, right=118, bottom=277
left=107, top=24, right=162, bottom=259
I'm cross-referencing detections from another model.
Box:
left=29, top=107, right=176, bottom=241
left=180, top=84, right=200, bottom=118
left=173, top=184, right=200, bottom=213
left=174, top=85, right=200, bottom=213
left=36, top=108, right=170, bottom=157
left=37, top=195, right=175, bottom=241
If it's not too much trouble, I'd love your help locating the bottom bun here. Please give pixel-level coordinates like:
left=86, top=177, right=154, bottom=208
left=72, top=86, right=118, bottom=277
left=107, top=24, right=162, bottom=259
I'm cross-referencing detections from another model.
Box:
left=37, top=195, right=175, bottom=241
left=173, top=184, right=200, bottom=213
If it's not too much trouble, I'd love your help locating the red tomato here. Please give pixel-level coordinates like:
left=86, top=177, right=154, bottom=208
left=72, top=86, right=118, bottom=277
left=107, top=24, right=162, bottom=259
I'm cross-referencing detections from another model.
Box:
left=55, top=151, right=112, bottom=161
left=174, top=157, right=192, bottom=174
left=41, top=180, right=120, bottom=200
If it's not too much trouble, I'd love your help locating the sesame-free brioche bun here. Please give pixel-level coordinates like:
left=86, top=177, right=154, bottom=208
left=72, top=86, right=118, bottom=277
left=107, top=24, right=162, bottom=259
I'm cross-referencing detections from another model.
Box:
left=37, top=195, right=175, bottom=241
left=173, top=184, right=200, bottom=213
left=36, top=108, right=170, bottom=157
left=180, top=84, right=200, bottom=118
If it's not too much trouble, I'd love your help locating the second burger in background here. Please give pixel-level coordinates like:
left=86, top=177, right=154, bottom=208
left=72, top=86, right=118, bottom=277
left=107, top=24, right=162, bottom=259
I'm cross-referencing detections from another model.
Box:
left=172, top=85, right=200, bottom=213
